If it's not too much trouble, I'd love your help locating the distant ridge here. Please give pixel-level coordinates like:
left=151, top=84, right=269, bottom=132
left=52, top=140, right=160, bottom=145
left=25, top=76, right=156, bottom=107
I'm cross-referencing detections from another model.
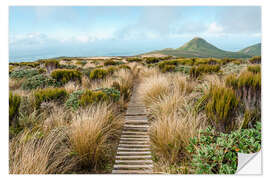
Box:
left=142, top=37, right=256, bottom=58
left=238, top=43, right=261, bottom=56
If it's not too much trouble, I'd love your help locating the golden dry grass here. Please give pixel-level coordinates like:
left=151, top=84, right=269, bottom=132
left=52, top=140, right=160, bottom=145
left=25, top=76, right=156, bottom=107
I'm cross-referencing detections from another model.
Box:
left=69, top=103, right=123, bottom=168
left=9, top=129, right=78, bottom=174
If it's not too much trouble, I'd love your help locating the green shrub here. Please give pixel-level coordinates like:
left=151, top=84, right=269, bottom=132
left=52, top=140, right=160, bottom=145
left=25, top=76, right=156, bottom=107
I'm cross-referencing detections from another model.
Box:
left=247, top=65, right=260, bottom=73
left=119, top=64, right=131, bottom=70
left=89, top=69, right=108, bottom=80
left=107, top=66, right=118, bottom=75
left=144, top=57, right=161, bottom=64
left=190, top=65, right=220, bottom=79
left=177, top=58, right=195, bottom=66
left=76, top=60, right=87, bottom=66
left=22, top=74, right=57, bottom=90
left=220, top=58, right=235, bottom=65
left=44, top=59, right=60, bottom=67
left=158, top=60, right=179, bottom=70
left=161, top=65, right=176, bottom=73
left=17, top=62, right=40, bottom=68
left=194, top=58, right=220, bottom=65
left=10, top=69, right=39, bottom=79
left=79, top=88, right=120, bottom=107
left=104, top=60, right=119, bottom=66
left=9, top=93, right=21, bottom=126
left=175, top=66, right=191, bottom=74
left=65, top=90, right=84, bottom=110
left=186, top=122, right=261, bottom=174
left=226, top=71, right=261, bottom=110
left=205, top=86, right=239, bottom=132
left=249, top=56, right=261, bottom=64
left=59, top=64, right=78, bottom=69
left=126, top=57, right=142, bottom=62
left=51, top=69, right=82, bottom=85
left=34, top=88, right=68, bottom=108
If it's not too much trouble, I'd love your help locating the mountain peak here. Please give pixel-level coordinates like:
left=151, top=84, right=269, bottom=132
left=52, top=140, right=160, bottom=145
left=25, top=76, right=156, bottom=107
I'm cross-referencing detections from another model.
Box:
left=178, top=37, right=221, bottom=52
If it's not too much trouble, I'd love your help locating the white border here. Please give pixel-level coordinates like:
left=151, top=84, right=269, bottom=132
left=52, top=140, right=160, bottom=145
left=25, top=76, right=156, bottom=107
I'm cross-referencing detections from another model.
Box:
left=1, top=0, right=269, bottom=180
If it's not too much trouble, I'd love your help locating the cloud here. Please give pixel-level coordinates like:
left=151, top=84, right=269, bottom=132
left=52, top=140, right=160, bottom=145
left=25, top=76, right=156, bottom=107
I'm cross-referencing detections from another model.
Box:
left=217, top=7, right=261, bottom=33
left=207, top=22, right=223, bottom=34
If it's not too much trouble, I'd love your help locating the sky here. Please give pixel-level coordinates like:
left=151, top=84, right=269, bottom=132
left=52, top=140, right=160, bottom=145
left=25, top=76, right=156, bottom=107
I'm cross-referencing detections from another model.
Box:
left=9, top=6, right=261, bottom=62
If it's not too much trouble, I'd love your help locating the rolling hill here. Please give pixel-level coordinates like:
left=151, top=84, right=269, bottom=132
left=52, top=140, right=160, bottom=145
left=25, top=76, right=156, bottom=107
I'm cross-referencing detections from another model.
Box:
left=238, top=43, right=261, bottom=56
left=142, top=37, right=254, bottom=58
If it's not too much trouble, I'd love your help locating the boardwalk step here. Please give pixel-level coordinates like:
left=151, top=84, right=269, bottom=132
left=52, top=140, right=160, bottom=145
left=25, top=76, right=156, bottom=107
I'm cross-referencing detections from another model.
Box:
left=124, top=125, right=149, bottom=128
left=125, top=120, right=148, bottom=124
left=125, top=116, right=148, bottom=120
left=112, top=170, right=152, bottom=174
left=118, top=147, right=150, bottom=151
left=118, top=144, right=150, bottom=148
left=120, top=137, right=149, bottom=141
left=121, top=131, right=148, bottom=135
left=117, top=151, right=151, bottom=155
left=115, top=155, right=152, bottom=159
left=121, top=135, right=148, bottom=138
left=119, top=141, right=149, bottom=144
left=113, top=164, right=153, bottom=169
left=115, top=159, right=153, bottom=164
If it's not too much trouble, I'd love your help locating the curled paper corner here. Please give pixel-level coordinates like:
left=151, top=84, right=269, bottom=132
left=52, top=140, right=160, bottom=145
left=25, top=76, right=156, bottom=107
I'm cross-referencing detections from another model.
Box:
left=236, top=150, right=262, bottom=174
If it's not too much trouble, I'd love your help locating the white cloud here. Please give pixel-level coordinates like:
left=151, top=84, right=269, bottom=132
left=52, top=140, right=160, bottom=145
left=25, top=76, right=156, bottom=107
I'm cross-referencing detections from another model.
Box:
left=207, top=22, right=223, bottom=34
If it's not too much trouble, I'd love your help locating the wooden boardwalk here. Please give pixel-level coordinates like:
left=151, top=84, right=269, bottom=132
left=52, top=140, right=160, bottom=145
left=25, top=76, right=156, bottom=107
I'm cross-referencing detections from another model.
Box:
left=112, top=88, right=153, bottom=174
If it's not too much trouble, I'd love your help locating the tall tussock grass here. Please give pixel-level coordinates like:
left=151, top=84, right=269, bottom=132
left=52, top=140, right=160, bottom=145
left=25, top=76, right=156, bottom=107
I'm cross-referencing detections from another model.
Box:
left=9, top=128, right=78, bottom=174
left=69, top=103, right=122, bottom=169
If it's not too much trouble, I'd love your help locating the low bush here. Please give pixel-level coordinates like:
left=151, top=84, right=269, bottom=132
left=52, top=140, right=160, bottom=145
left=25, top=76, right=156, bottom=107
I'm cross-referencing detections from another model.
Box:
left=79, top=88, right=120, bottom=107
left=126, top=57, right=142, bottom=62
left=22, top=74, right=57, bottom=90
left=161, top=65, right=176, bottom=73
left=75, top=60, right=87, bottom=66
left=104, top=60, right=120, bottom=66
left=205, top=85, right=239, bottom=132
left=249, top=56, right=261, bottom=64
left=17, top=62, right=40, bottom=68
left=194, top=58, right=220, bottom=65
left=89, top=69, right=108, bottom=80
left=51, top=69, right=82, bottom=85
left=107, top=66, right=118, bottom=75
left=158, top=60, right=179, bottom=69
left=247, top=65, right=260, bottom=73
left=144, top=57, right=161, bottom=64
left=59, top=64, right=78, bottom=69
left=177, top=58, right=195, bottom=66
left=119, top=64, right=131, bottom=70
left=190, top=65, right=220, bottom=79
left=10, top=69, right=39, bottom=79
left=34, top=88, right=68, bottom=108
left=65, top=90, right=84, bottom=110
left=9, top=93, right=21, bottom=126
left=175, top=66, right=191, bottom=74
left=187, top=122, right=261, bottom=174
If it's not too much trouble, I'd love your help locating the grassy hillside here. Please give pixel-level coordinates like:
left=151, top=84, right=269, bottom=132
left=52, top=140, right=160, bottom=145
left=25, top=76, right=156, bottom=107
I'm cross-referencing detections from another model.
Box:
left=239, top=43, right=261, bottom=56
left=144, top=37, right=251, bottom=58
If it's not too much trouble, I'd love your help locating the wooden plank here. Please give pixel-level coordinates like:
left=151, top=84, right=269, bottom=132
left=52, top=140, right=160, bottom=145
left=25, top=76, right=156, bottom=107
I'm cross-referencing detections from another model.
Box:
left=121, top=135, right=149, bottom=138
left=117, top=151, right=151, bottom=155
left=115, top=159, right=153, bottom=164
left=118, top=147, right=150, bottom=151
left=112, top=169, right=152, bottom=174
left=118, top=144, right=150, bottom=148
left=115, top=155, right=152, bottom=159
left=113, top=164, right=153, bottom=169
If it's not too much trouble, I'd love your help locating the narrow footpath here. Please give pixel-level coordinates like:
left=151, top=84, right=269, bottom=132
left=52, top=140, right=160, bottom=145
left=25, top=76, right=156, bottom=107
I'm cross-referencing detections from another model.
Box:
left=112, top=86, right=153, bottom=174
